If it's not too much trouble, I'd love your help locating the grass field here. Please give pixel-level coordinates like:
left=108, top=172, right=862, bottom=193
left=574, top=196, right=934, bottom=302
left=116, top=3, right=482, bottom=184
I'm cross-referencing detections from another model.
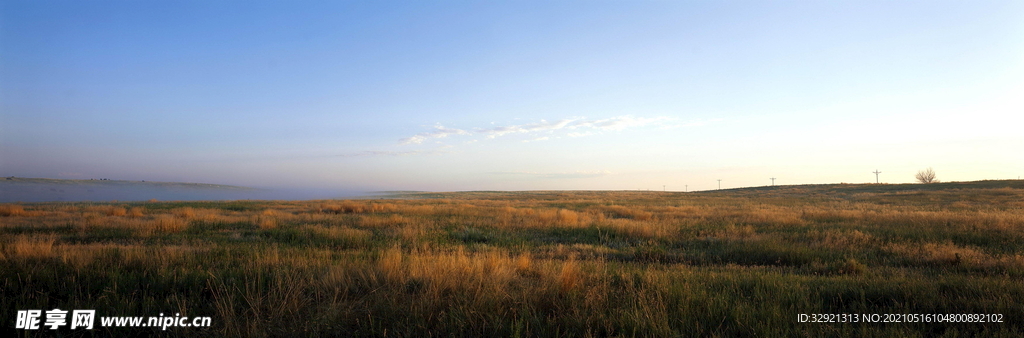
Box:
left=3, top=181, right=1024, bottom=337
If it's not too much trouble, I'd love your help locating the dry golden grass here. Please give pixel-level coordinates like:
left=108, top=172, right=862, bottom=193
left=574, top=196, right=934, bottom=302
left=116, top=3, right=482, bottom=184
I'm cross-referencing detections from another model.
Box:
left=379, top=245, right=404, bottom=282
left=255, top=216, right=277, bottom=229
left=602, top=218, right=667, bottom=239
left=396, top=204, right=438, bottom=216
left=303, top=225, right=372, bottom=245
left=557, top=255, right=581, bottom=291
left=515, top=252, right=533, bottom=273
left=5, top=233, right=56, bottom=259
left=359, top=214, right=409, bottom=227
left=173, top=207, right=197, bottom=219
left=5, top=182, right=1024, bottom=337
left=377, top=246, right=592, bottom=299
left=0, top=204, right=27, bottom=217
left=127, top=206, right=145, bottom=218
left=56, top=242, right=121, bottom=269
left=154, top=214, right=188, bottom=233
left=807, top=229, right=875, bottom=250
left=600, top=205, right=654, bottom=221
left=883, top=241, right=988, bottom=266
left=397, top=223, right=426, bottom=242
left=322, top=201, right=398, bottom=214
left=105, top=206, right=127, bottom=216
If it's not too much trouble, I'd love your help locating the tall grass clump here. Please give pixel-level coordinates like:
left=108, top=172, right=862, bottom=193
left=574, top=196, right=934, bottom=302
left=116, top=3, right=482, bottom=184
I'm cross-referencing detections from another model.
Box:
left=0, top=204, right=28, bottom=217
left=5, top=234, right=57, bottom=258
left=153, top=215, right=188, bottom=233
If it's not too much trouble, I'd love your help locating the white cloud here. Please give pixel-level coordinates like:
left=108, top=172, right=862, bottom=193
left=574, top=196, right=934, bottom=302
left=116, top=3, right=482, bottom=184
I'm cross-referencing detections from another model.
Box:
left=489, top=170, right=612, bottom=179
left=399, top=125, right=469, bottom=145
left=567, top=131, right=596, bottom=138
left=477, top=119, right=574, bottom=138
left=340, top=150, right=450, bottom=157
left=397, top=115, right=708, bottom=145
left=568, top=116, right=671, bottom=131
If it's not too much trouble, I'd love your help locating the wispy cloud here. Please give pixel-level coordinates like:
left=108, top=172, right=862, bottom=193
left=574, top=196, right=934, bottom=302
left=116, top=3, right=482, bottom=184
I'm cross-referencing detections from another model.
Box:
left=567, top=131, right=596, bottom=138
left=399, top=125, right=469, bottom=145
left=489, top=170, right=612, bottom=179
left=340, top=150, right=451, bottom=157
left=523, top=136, right=550, bottom=143
left=568, top=116, right=671, bottom=131
left=477, top=119, right=574, bottom=139
left=398, top=115, right=713, bottom=144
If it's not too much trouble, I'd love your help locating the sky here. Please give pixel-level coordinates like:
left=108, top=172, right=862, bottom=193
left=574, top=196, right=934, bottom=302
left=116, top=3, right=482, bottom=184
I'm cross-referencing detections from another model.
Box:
left=2, top=1, right=1023, bottom=194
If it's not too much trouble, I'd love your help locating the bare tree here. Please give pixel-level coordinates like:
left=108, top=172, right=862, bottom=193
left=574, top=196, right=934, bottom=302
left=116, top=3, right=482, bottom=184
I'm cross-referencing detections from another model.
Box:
left=915, top=168, right=937, bottom=183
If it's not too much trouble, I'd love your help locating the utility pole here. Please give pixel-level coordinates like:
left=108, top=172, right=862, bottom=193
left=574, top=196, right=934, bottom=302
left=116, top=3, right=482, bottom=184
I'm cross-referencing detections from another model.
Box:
left=873, top=170, right=882, bottom=184
left=663, top=185, right=666, bottom=192
left=770, top=177, right=776, bottom=186
left=685, top=185, right=688, bottom=192
left=717, top=179, right=722, bottom=190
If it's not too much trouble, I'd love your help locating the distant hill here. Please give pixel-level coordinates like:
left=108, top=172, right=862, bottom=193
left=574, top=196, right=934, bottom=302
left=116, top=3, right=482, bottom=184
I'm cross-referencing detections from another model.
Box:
left=372, top=179, right=1024, bottom=201
left=0, top=177, right=263, bottom=202
left=702, top=179, right=1024, bottom=199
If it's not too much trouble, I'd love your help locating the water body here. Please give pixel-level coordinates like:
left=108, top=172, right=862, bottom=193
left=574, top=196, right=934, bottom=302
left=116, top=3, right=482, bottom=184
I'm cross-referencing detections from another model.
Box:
left=0, top=177, right=364, bottom=203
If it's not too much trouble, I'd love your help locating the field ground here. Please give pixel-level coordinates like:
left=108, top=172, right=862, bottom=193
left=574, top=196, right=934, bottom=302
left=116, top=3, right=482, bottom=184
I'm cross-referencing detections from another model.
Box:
left=3, top=180, right=1024, bottom=337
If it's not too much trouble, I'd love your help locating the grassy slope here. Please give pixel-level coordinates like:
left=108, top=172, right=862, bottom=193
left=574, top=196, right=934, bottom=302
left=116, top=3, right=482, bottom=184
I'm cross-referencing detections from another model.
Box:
left=2, top=180, right=1023, bottom=337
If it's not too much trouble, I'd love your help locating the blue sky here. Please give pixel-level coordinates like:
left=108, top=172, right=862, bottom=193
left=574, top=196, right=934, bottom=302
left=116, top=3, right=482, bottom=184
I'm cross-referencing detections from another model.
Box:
left=2, top=1, right=1023, bottom=192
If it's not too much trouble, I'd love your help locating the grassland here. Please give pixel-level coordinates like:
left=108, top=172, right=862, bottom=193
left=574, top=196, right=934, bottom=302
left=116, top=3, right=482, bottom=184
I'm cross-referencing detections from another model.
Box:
left=3, top=181, right=1024, bottom=337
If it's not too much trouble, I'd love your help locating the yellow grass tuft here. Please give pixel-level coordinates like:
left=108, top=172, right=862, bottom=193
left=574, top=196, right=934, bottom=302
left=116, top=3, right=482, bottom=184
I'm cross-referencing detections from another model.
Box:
left=305, top=225, right=371, bottom=245
left=534, top=208, right=583, bottom=227
left=603, top=218, right=665, bottom=239
left=0, top=205, right=27, bottom=217
left=883, top=241, right=987, bottom=266
left=105, top=206, right=128, bottom=217
left=127, top=207, right=145, bottom=218
left=396, top=204, right=437, bottom=215
left=380, top=246, right=405, bottom=282
left=600, top=205, right=653, bottom=220
left=173, top=207, right=196, bottom=219
left=515, top=252, right=534, bottom=274
left=360, top=214, right=409, bottom=227
left=397, top=223, right=426, bottom=242
left=809, top=229, right=875, bottom=250
left=255, top=216, right=277, bottom=229
left=6, top=234, right=57, bottom=259
left=557, top=256, right=581, bottom=292
left=323, top=201, right=397, bottom=214
left=154, top=215, right=188, bottom=233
